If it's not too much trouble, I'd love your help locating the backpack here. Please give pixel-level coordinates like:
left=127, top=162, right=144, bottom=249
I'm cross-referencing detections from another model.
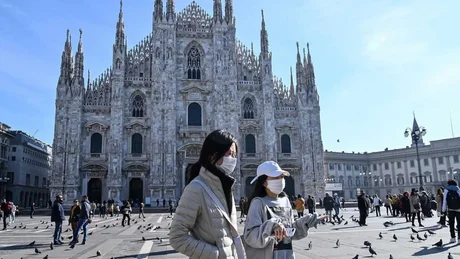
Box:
left=446, top=190, right=460, bottom=210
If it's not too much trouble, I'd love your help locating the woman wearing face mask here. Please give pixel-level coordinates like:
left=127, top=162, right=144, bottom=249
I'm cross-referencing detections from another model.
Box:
left=170, top=130, right=245, bottom=259
left=243, top=161, right=324, bottom=259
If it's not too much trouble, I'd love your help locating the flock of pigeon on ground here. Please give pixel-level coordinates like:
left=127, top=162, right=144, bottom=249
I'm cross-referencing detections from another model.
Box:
left=304, top=213, right=455, bottom=259
left=3, top=213, right=457, bottom=259
left=12, top=216, right=171, bottom=259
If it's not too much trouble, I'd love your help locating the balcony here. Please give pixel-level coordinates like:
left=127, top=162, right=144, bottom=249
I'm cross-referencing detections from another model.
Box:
left=278, top=153, right=297, bottom=160
left=125, top=153, right=150, bottom=161
left=82, top=153, right=108, bottom=162
left=241, top=153, right=263, bottom=160
left=179, top=125, right=209, bottom=138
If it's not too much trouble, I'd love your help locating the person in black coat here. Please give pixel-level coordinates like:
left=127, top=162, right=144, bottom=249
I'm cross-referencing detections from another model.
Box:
left=357, top=191, right=369, bottom=226
left=323, top=193, right=334, bottom=222
left=51, top=195, right=65, bottom=245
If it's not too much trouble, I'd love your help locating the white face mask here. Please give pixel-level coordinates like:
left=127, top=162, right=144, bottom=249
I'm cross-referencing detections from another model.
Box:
left=216, top=156, right=237, bottom=174
left=266, top=178, right=285, bottom=195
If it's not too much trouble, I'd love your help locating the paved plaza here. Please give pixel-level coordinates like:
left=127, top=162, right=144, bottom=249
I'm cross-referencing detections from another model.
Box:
left=0, top=209, right=459, bottom=258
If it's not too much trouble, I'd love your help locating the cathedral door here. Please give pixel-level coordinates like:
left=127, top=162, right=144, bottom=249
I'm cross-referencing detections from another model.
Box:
left=245, top=177, right=255, bottom=197
left=87, top=178, right=102, bottom=203
left=284, top=177, right=295, bottom=199
left=185, top=164, right=194, bottom=185
left=129, top=178, right=143, bottom=203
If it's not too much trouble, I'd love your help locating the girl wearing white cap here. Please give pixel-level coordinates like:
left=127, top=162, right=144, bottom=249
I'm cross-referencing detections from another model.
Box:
left=243, top=161, right=324, bottom=258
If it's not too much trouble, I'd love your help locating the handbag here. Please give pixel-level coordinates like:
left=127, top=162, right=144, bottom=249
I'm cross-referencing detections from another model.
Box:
left=193, top=179, right=246, bottom=259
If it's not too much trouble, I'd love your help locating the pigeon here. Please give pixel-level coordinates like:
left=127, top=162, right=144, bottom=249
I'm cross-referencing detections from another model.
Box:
left=13, top=226, right=17, bottom=229
left=448, top=252, right=453, bottom=259
left=95, top=224, right=98, bottom=227
left=35, top=248, right=41, bottom=254
left=89, top=232, right=93, bottom=235
left=142, top=237, right=146, bottom=241
left=68, top=235, right=73, bottom=239
left=46, top=225, right=49, bottom=229
left=28, top=241, right=35, bottom=246
left=96, top=250, right=102, bottom=256
left=427, top=229, right=436, bottom=235
left=379, top=232, right=383, bottom=239
left=352, top=255, right=359, bottom=259
left=50, top=242, right=54, bottom=250
left=160, top=238, right=163, bottom=243
left=383, top=221, right=395, bottom=227
left=410, top=235, right=415, bottom=242
left=61, top=236, right=64, bottom=241
left=43, top=255, right=48, bottom=259
left=432, top=239, right=442, bottom=247
left=369, top=246, right=377, bottom=256
left=364, top=241, right=371, bottom=247
left=65, top=229, right=69, bottom=233
left=308, top=241, right=312, bottom=250
left=424, top=232, right=428, bottom=239
left=393, top=234, right=397, bottom=241
left=411, top=227, right=418, bottom=234
left=344, top=221, right=348, bottom=225
left=336, top=239, right=340, bottom=247
left=417, top=234, right=425, bottom=241
left=389, top=255, right=393, bottom=259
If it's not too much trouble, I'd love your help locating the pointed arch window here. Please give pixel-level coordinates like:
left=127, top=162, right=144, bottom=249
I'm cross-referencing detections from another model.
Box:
left=243, top=98, right=255, bottom=119
left=187, top=47, right=201, bottom=79
left=245, top=134, right=256, bottom=154
left=90, top=133, right=102, bottom=154
left=281, top=134, right=291, bottom=154
left=132, top=95, right=145, bottom=117
left=188, top=102, right=202, bottom=126
left=131, top=133, right=143, bottom=154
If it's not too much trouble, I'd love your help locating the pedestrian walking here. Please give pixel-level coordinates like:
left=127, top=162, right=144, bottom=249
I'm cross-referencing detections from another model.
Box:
left=121, top=201, right=131, bottom=226
left=69, top=199, right=80, bottom=234
left=70, top=195, right=92, bottom=245
left=373, top=195, right=382, bottom=217
left=357, top=191, right=369, bottom=226
left=295, top=194, right=305, bottom=218
left=51, top=195, right=65, bottom=245
left=436, top=188, right=446, bottom=226
left=30, top=202, right=35, bottom=218
left=139, top=202, right=145, bottom=218
left=442, top=180, right=460, bottom=244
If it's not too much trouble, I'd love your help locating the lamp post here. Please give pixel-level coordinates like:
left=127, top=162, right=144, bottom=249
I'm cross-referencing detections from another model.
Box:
left=360, top=172, right=372, bottom=194
left=404, top=117, right=427, bottom=192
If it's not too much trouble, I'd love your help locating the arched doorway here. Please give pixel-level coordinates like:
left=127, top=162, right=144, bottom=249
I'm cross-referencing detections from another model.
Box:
left=5, top=190, right=13, bottom=202
left=129, top=178, right=143, bottom=203
left=185, top=164, right=194, bottom=185
left=24, top=192, right=29, bottom=207
left=87, top=178, right=102, bottom=203
left=284, top=177, right=295, bottom=199
left=245, top=177, right=255, bottom=197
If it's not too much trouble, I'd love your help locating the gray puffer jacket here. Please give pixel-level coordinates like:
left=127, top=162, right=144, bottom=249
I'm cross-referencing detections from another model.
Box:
left=170, top=167, right=239, bottom=259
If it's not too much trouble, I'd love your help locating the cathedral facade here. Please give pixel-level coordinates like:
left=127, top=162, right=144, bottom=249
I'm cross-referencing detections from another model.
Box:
left=51, top=0, right=325, bottom=205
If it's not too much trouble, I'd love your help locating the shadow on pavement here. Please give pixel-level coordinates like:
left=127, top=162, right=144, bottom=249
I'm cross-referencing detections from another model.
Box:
left=412, top=243, right=460, bottom=256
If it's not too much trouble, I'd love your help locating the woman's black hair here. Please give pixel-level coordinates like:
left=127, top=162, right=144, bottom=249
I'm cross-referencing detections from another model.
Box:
left=447, top=180, right=458, bottom=186
left=187, top=129, right=238, bottom=184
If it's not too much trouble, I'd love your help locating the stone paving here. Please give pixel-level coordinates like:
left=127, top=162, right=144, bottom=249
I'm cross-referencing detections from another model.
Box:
left=0, top=209, right=459, bottom=258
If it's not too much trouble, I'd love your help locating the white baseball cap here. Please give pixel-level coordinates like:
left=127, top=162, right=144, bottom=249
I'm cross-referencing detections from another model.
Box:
left=250, top=161, right=290, bottom=184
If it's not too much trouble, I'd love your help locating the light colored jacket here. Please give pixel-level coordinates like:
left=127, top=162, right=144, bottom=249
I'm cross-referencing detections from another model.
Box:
left=243, top=196, right=313, bottom=259
left=170, top=167, right=239, bottom=259
left=409, top=195, right=421, bottom=213
left=435, top=194, right=443, bottom=212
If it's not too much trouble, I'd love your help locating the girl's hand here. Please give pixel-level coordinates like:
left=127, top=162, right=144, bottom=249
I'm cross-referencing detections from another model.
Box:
left=273, top=225, right=287, bottom=240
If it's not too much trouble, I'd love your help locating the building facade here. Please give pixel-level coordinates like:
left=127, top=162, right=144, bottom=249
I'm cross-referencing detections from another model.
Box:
left=324, top=134, right=460, bottom=200
left=51, top=0, right=325, bottom=205
left=6, top=131, right=52, bottom=208
left=0, top=122, right=14, bottom=201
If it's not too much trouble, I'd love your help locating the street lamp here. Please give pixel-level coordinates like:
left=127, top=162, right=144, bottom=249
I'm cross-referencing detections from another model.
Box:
left=360, top=172, right=372, bottom=194
left=404, top=116, right=427, bottom=192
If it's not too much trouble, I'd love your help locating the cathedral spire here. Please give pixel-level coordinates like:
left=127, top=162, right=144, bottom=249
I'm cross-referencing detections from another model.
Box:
left=290, top=66, right=295, bottom=96
left=225, top=0, right=233, bottom=24
left=166, top=0, right=175, bottom=22
left=295, top=42, right=303, bottom=89
left=213, top=0, right=223, bottom=23
left=260, top=10, right=269, bottom=58
left=154, top=0, right=163, bottom=22
left=305, top=43, right=316, bottom=89
left=115, top=0, right=125, bottom=50
left=74, top=29, right=84, bottom=86
left=87, top=69, right=91, bottom=90
left=59, top=29, right=74, bottom=86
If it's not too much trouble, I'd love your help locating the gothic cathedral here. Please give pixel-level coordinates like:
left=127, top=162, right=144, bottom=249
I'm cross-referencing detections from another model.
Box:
left=51, top=0, right=325, bottom=205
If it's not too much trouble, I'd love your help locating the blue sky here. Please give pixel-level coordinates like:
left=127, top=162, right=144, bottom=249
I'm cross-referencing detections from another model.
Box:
left=1, top=0, right=459, bottom=153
